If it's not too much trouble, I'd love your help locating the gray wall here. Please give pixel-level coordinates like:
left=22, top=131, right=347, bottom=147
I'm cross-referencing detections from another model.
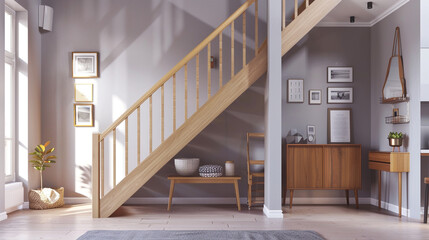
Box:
left=282, top=27, right=372, bottom=198
left=40, top=0, right=268, bottom=198
left=370, top=0, right=421, bottom=218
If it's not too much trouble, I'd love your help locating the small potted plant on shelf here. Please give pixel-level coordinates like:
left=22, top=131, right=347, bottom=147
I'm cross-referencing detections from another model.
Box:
left=388, top=132, right=404, bottom=152
left=28, top=141, right=64, bottom=210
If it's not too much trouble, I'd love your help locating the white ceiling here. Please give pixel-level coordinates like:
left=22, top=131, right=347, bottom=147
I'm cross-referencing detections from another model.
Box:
left=319, top=0, right=410, bottom=27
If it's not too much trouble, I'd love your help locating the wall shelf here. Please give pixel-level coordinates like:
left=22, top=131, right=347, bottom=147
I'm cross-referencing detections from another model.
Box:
left=385, top=115, right=410, bottom=124
left=380, top=97, right=409, bottom=104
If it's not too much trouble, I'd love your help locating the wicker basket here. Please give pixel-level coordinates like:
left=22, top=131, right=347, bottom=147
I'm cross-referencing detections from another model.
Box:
left=29, top=187, right=64, bottom=210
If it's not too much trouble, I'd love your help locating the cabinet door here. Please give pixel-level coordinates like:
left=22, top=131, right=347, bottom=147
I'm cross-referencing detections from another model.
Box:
left=287, top=146, right=323, bottom=189
left=323, top=146, right=361, bottom=189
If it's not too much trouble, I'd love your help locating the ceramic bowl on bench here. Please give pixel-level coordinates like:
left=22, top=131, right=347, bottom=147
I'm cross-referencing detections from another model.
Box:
left=174, top=158, right=200, bottom=176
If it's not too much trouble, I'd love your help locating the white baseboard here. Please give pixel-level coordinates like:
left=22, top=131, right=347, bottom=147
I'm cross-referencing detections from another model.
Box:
left=0, top=212, right=7, bottom=221
left=284, top=197, right=371, bottom=205
left=369, top=198, right=410, bottom=217
left=263, top=205, right=284, bottom=218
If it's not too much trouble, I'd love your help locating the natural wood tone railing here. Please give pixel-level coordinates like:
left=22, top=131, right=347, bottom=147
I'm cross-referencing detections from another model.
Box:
left=92, top=0, right=342, bottom=218
left=92, top=0, right=261, bottom=217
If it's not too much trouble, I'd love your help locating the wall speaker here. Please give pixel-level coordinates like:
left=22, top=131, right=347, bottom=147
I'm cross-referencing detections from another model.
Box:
left=39, top=5, right=53, bottom=31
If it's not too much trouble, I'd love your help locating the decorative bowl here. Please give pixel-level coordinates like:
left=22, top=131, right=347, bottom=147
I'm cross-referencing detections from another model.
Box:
left=174, top=158, right=200, bottom=176
left=199, top=165, right=223, bottom=177
left=389, top=138, right=403, bottom=147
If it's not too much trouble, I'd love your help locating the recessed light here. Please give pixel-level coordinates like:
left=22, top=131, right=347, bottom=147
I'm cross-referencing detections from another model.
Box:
left=367, top=2, right=373, bottom=9
left=350, top=16, right=355, bottom=23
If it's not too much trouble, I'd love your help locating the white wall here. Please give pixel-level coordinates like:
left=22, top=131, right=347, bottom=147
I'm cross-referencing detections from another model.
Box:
left=0, top=0, right=6, bottom=216
left=370, top=0, right=420, bottom=218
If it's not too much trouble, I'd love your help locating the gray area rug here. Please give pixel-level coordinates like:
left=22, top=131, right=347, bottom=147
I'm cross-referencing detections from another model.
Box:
left=78, top=230, right=325, bottom=240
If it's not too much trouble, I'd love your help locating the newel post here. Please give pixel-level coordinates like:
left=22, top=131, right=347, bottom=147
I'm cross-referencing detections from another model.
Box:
left=92, top=133, right=100, bottom=218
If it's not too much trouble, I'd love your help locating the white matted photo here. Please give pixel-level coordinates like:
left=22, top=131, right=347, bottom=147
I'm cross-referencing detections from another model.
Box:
left=327, top=87, right=353, bottom=104
left=328, top=67, right=353, bottom=83
left=72, top=52, right=99, bottom=78
left=74, top=104, right=94, bottom=127
left=74, top=83, right=93, bottom=102
left=309, top=90, right=322, bottom=105
left=287, top=79, right=304, bottom=103
left=328, top=108, right=352, bottom=143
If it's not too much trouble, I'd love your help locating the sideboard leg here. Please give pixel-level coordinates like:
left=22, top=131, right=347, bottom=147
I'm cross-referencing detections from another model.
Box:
left=289, top=190, right=294, bottom=209
left=354, top=189, right=359, bottom=209
left=378, top=170, right=381, bottom=209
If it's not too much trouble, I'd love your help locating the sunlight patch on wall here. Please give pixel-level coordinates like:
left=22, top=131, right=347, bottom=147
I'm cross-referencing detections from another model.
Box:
left=18, top=72, right=28, bottom=182
left=18, top=22, right=28, bottom=63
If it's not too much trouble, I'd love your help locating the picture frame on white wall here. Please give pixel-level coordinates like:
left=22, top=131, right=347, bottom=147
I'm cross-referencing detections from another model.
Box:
left=72, top=52, right=99, bottom=78
left=328, top=67, right=353, bottom=83
left=74, top=83, right=93, bottom=102
left=309, top=90, right=322, bottom=105
left=327, top=87, right=353, bottom=104
left=287, top=79, right=304, bottom=103
left=74, top=104, right=94, bottom=127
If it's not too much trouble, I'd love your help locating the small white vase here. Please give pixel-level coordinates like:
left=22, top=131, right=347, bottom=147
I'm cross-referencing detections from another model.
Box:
left=225, top=161, right=235, bottom=176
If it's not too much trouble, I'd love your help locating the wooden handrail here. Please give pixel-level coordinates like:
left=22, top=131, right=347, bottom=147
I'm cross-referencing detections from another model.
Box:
left=100, top=0, right=256, bottom=139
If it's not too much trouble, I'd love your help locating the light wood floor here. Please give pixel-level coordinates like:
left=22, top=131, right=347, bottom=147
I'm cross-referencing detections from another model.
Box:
left=0, top=204, right=428, bottom=240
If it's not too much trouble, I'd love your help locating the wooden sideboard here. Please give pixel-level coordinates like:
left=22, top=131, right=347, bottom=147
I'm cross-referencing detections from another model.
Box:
left=285, top=144, right=362, bottom=208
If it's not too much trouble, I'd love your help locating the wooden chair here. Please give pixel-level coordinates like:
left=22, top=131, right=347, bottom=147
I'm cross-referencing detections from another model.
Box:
left=424, top=177, right=429, bottom=223
left=246, top=132, right=265, bottom=209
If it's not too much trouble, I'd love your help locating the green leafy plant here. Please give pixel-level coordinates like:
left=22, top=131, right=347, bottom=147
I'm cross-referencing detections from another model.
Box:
left=29, top=141, right=56, bottom=189
left=388, top=132, right=403, bottom=139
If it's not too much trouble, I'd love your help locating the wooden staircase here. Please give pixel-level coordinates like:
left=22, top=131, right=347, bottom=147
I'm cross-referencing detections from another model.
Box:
left=92, top=0, right=341, bottom=218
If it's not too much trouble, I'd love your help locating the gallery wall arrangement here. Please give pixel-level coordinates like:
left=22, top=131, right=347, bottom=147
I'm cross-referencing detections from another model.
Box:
left=72, top=52, right=99, bottom=127
left=286, top=66, right=355, bottom=144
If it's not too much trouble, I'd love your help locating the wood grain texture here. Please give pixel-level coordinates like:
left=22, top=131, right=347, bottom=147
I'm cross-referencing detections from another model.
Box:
left=219, top=33, right=223, bottom=87
left=207, top=43, right=211, bottom=98
left=99, top=0, right=256, bottom=139
left=282, top=0, right=342, bottom=56
left=243, top=11, right=246, bottom=67
left=125, top=117, right=128, bottom=176
left=287, top=145, right=323, bottom=189
left=137, top=106, right=141, bottom=164
left=323, top=145, right=361, bottom=189
left=185, top=63, right=188, bottom=120
left=231, top=21, right=235, bottom=79
left=294, top=0, right=298, bottom=18
left=282, top=0, right=286, bottom=30
left=196, top=53, right=199, bottom=110
left=113, top=128, right=116, bottom=187
left=99, top=43, right=268, bottom=218
left=149, top=96, right=153, bottom=153
left=92, top=133, right=100, bottom=218
left=368, top=152, right=410, bottom=172
left=254, top=0, right=258, bottom=54
left=100, top=139, right=104, bottom=198
left=173, top=74, right=176, bottom=131
left=161, top=84, right=164, bottom=142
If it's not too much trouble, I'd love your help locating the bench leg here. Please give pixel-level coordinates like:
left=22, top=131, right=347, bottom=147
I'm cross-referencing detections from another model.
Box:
left=424, top=184, right=428, bottom=223
left=167, top=180, right=175, bottom=211
left=234, top=180, right=241, bottom=211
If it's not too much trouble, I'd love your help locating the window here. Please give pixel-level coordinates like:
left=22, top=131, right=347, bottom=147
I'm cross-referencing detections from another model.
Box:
left=5, top=5, right=16, bottom=183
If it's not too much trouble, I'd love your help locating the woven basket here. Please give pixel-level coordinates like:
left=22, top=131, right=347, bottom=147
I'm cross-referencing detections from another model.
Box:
left=29, top=187, right=65, bottom=210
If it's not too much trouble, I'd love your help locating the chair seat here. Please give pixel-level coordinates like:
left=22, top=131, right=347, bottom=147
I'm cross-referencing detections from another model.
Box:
left=425, top=177, right=429, bottom=184
left=250, top=172, right=264, bottom=178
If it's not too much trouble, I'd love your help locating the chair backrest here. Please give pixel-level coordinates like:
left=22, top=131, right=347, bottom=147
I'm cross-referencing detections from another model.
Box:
left=246, top=133, right=265, bottom=176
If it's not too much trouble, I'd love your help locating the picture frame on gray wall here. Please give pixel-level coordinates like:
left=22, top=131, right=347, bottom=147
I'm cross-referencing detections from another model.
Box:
left=327, top=87, right=353, bottom=104
left=309, top=90, right=322, bottom=105
left=287, top=79, right=304, bottom=103
left=328, top=67, right=353, bottom=83
left=328, top=108, right=352, bottom=144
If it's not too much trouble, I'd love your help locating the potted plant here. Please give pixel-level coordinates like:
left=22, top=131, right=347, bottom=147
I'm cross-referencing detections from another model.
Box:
left=388, top=132, right=403, bottom=152
left=28, top=141, right=64, bottom=210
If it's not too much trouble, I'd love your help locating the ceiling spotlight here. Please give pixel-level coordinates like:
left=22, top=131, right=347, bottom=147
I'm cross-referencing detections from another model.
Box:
left=367, top=2, right=373, bottom=9
left=350, top=16, right=355, bottom=23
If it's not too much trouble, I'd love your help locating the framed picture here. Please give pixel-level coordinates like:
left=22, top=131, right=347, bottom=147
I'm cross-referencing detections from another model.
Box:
left=74, top=104, right=94, bottom=127
left=287, top=79, right=304, bottom=103
left=74, top=83, right=93, bottom=102
left=328, top=108, right=352, bottom=143
left=327, top=87, right=353, bottom=104
left=328, top=67, right=353, bottom=83
left=72, top=52, right=99, bottom=78
left=309, top=90, right=322, bottom=105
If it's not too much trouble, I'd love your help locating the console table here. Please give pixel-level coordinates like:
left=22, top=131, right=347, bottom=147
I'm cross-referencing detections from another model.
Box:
left=368, top=151, right=410, bottom=217
left=167, top=176, right=241, bottom=211
left=285, top=144, right=362, bottom=208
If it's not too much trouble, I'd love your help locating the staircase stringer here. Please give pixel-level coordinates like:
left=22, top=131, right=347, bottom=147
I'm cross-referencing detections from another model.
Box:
left=99, top=44, right=268, bottom=218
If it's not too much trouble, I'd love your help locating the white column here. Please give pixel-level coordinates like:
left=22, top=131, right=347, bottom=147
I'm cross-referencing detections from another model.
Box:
left=264, top=0, right=283, bottom=219
left=0, top=0, right=7, bottom=220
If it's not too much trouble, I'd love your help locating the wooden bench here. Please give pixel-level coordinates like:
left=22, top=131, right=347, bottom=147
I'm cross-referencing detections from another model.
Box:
left=167, top=176, right=241, bottom=211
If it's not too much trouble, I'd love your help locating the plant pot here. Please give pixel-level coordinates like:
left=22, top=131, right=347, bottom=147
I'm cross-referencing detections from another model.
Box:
left=389, top=138, right=403, bottom=147
left=29, top=187, right=64, bottom=210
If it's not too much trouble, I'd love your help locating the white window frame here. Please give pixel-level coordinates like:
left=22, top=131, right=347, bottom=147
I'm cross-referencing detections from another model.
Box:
left=5, top=4, right=16, bottom=183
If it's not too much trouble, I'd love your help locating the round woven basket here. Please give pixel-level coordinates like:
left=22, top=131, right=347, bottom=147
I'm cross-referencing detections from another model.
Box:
left=29, top=187, right=65, bottom=210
